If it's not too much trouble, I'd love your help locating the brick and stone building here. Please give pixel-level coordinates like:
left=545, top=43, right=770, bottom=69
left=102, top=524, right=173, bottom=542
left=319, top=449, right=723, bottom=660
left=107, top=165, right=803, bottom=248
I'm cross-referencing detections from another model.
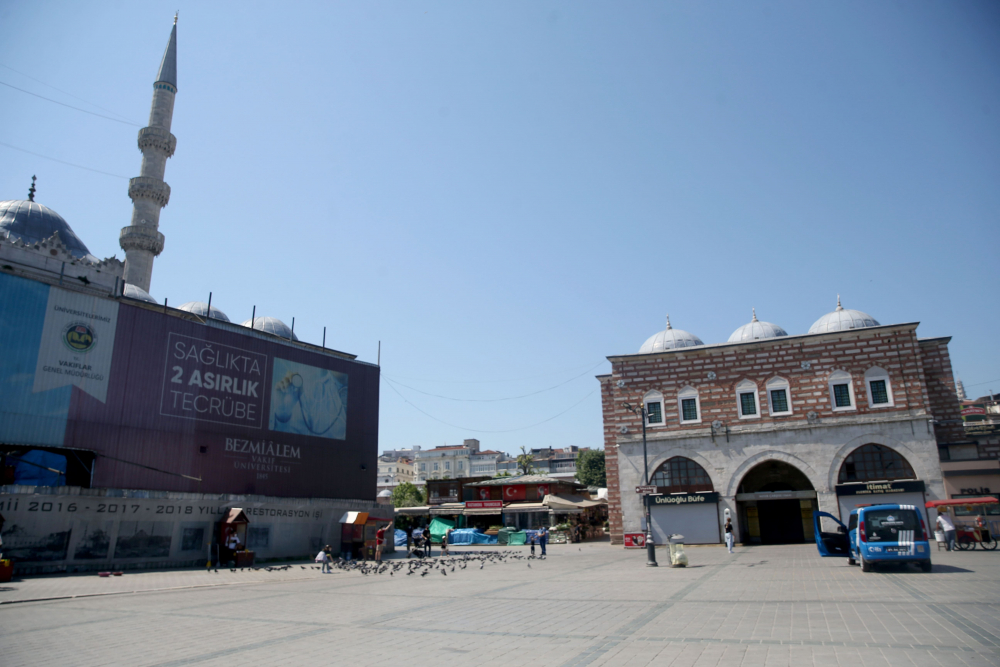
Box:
left=599, top=301, right=962, bottom=547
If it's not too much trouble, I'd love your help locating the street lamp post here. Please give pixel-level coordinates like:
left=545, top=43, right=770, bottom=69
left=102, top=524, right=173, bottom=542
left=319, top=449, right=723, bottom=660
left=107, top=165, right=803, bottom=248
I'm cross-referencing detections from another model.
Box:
left=623, top=402, right=657, bottom=567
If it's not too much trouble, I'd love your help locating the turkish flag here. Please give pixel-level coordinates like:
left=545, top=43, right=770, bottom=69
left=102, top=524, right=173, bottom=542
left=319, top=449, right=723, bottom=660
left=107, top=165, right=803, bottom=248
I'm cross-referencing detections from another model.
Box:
left=504, top=485, right=526, bottom=500
left=537, top=485, right=550, bottom=497
left=479, top=487, right=490, bottom=500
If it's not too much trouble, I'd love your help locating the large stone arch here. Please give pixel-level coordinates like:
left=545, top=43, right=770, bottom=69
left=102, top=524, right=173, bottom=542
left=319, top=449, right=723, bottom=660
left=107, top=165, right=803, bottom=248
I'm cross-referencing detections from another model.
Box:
left=645, top=448, right=721, bottom=494
left=827, top=433, right=932, bottom=491
left=724, top=450, right=826, bottom=498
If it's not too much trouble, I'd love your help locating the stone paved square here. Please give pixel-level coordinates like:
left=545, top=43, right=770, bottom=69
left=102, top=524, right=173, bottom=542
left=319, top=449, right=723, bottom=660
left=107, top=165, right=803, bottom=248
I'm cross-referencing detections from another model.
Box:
left=2, top=542, right=999, bottom=666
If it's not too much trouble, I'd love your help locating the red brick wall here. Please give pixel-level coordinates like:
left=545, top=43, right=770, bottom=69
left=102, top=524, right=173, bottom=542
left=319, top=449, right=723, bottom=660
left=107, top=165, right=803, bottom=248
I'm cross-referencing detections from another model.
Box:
left=598, top=375, right=624, bottom=544
left=918, top=338, right=964, bottom=444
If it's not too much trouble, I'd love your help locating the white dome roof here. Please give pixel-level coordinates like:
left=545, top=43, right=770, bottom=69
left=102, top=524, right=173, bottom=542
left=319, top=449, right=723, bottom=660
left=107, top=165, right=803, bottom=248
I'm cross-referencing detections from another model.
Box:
left=177, top=301, right=231, bottom=322
left=377, top=489, right=393, bottom=498
left=728, top=309, right=788, bottom=343
left=639, top=316, right=703, bottom=353
left=240, top=316, right=298, bottom=341
left=808, top=296, right=879, bottom=334
left=123, top=283, right=157, bottom=304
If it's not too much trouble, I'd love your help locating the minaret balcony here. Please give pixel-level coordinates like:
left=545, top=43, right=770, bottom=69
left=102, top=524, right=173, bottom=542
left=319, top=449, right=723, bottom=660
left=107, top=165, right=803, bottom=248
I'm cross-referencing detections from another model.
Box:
left=128, top=177, right=171, bottom=207
left=137, top=126, right=177, bottom=157
left=119, top=225, right=165, bottom=256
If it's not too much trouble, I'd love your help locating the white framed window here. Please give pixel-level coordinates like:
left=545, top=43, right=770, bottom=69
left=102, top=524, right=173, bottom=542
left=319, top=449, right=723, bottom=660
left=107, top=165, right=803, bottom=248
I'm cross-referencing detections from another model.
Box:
left=828, top=370, right=856, bottom=412
left=677, top=386, right=701, bottom=424
left=765, top=377, right=792, bottom=416
left=736, top=380, right=760, bottom=419
left=458, top=461, right=464, bottom=470
left=419, top=463, right=426, bottom=471
left=444, top=461, right=450, bottom=470
left=864, top=367, right=894, bottom=408
left=644, top=390, right=665, bottom=427
left=433, top=462, right=439, bottom=471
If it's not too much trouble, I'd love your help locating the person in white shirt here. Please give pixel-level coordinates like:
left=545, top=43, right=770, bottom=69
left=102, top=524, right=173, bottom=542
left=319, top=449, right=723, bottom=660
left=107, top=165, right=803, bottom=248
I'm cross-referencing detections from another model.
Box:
left=315, top=545, right=332, bottom=573
left=936, top=512, right=956, bottom=551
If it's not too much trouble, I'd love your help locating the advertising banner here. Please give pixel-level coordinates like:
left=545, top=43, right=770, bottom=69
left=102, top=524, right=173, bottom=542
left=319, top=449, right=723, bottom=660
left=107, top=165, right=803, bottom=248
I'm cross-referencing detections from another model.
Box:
left=0, top=272, right=379, bottom=500
left=623, top=533, right=646, bottom=548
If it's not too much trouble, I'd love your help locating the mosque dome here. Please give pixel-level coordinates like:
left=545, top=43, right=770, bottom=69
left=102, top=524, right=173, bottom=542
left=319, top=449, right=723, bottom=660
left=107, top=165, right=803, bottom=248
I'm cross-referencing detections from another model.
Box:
left=241, top=316, right=298, bottom=341
left=123, top=283, right=157, bottom=304
left=177, top=301, right=231, bottom=322
left=639, top=316, right=703, bottom=353
left=808, top=296, right=879, bottom=334
left=377, top=489, right=392, bottom=498
left=0, top=199, right=98, bottom=262
left=728, top=309, right=788, bottom=343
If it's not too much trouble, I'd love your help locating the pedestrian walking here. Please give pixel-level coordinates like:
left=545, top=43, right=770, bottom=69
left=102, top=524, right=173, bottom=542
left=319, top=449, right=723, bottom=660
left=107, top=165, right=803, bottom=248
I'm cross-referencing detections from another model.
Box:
left=423, top=526, right=432, bottom=557
left=530, top=533, right=536, bottom=556
left=538, top=526, right=549, bottom=556
left=725, top=518, right=734, bottom=553
left=375, top=521, right=391, bottom=563
left=441, top=527, right=452, bottom=556
left=315, top=545, right=332, bottom=573
left=936, top=512, right=956, bottom=551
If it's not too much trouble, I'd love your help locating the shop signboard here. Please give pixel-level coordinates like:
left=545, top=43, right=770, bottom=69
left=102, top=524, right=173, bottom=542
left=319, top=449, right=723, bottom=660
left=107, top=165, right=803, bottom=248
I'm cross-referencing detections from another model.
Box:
left=623, top=532, right=646, bottom=548
left=635, top=485, right=656, bottom=495
left=835, top=480, right=925, bottom=497
left=0, top=272, right=379, bottom=499
left=465, top=500, right=503, bottom=510
left=961, top=405, right=987, bottom=422
left=646, top=492, right=719, bottom=506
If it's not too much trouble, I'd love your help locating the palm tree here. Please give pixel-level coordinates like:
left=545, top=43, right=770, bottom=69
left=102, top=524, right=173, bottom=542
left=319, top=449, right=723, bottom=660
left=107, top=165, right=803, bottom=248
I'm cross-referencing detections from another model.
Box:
left=516, top=446, right=536, bottom=476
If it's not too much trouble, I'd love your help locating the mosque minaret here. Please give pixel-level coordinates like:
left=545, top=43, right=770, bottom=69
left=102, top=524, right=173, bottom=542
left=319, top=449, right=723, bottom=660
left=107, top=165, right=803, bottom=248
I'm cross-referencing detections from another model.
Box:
left=119, top=15, right=178, bottom=293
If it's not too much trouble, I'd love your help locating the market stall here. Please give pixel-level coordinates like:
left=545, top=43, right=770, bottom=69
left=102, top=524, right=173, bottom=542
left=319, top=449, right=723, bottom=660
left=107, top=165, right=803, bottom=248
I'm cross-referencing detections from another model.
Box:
left=926, top=498, right=999, bottom=551
left=216, top=508, right=254, bottom=568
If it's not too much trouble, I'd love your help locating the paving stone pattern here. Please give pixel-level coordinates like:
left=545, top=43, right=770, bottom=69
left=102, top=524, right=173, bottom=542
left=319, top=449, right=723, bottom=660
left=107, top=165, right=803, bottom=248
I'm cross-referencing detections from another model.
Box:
left=2, top=542, right=999, bottom=666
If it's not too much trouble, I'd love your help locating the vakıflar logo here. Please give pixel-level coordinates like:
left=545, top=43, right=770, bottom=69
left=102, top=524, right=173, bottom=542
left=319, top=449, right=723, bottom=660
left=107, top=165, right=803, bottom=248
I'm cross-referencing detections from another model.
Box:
left=64, top=322, right=96, bottom=353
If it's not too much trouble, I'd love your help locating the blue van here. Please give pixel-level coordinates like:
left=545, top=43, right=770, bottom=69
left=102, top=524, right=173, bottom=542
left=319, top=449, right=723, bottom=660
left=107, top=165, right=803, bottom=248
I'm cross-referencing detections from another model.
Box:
left=813, top=503, right=932, bottom=572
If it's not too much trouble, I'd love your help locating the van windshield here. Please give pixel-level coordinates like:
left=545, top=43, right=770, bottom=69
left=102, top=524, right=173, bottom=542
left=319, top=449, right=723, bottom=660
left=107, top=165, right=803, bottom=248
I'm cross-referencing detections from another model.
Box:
left=864, top=509, right=922, bottom=542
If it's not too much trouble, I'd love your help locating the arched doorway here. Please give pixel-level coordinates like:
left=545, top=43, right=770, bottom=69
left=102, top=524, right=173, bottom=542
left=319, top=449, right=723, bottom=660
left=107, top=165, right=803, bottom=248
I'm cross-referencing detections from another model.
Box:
left=647, top=457, right=720, bottom=544
left=736, top=460, right=816, bottom=545
left=835, top=444, right=927, bottom=524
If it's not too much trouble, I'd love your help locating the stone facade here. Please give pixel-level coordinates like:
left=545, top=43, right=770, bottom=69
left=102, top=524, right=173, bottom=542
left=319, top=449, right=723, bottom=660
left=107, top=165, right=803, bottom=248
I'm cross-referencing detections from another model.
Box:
left=600, top=322, right=960, bottom=545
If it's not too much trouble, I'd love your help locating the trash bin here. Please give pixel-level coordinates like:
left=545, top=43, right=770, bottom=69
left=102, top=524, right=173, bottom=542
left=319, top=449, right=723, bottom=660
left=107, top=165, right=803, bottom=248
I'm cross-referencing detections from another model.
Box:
left=668, top=534, right=688, bottom=567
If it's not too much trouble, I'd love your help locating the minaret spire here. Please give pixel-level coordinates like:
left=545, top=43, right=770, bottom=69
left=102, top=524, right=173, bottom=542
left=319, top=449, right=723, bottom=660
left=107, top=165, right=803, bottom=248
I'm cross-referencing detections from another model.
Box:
left=27, top=175, right=36, bottom=202
left=120, top=17, right=178, bottom=293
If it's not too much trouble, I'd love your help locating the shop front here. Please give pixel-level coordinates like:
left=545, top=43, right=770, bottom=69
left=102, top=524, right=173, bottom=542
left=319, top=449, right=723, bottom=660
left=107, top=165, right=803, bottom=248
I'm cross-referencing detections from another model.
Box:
left=648, top=492, right=721, bottom=545
left=463, top=500, right=504, bottom=531
left=835, top=480, right=928, bottom=526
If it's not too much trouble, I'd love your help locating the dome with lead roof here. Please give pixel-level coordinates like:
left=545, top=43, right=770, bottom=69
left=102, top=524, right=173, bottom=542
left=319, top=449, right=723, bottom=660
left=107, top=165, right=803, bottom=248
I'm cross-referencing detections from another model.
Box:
left=123, top=283, right=157, bottom=304
left=728, top=309, right=788, bottom=343
left=177, top=301, right=231, bottom=322
left=0, top=198, right=98, bottom=263
left=241, top=316, right=298, bottom=341
left=639, top=316, right=703, bottom=353
left=808, top=296, right=879, bottom=334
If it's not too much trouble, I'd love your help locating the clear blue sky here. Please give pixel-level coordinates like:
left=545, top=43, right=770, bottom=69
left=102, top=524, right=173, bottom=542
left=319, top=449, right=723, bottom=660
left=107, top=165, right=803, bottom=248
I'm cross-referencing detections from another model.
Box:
left=2, top=2, right=998, bottom=457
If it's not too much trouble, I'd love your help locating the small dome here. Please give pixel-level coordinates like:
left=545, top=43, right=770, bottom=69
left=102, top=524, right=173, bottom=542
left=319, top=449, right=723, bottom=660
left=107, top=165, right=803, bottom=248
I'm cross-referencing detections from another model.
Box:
left=240, top=316, right=298, bottom=341
left=639, top=315, right=703, bottom=353
left=177, top=301, right=231, bottom=322
left=377, top=489, right=393, bottom=498
left=728, top=309, right=788, bottom=343
left=123, top=283, right=157, bottom=304
left=0, top=199, right=98, bottom=262
left=808, top=296, right=880, bottom=334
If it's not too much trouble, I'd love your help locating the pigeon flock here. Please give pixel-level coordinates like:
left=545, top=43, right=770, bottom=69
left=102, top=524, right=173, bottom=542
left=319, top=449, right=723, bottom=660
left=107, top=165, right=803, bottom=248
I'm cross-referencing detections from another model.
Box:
left=210, top=550, right=545, bottom=577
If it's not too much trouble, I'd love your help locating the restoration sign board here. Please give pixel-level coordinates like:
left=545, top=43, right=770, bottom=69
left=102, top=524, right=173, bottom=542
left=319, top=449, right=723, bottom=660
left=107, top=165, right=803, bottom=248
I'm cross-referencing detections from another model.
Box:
left=0, top=272, right=379, bottom=500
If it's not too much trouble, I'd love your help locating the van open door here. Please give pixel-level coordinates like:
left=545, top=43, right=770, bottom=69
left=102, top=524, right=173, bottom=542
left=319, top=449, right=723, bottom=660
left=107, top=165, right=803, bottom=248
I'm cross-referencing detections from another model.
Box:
left=813, top=511, right=850, bottom=557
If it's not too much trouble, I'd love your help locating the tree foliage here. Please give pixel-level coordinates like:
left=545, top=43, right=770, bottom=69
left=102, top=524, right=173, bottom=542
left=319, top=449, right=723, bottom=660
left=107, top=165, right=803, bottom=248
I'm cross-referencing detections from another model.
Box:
left=391, top=482, right=426, bottom=508
left=516, top=446, right=536, bottom=476
left=575, top=449, right=606, bottom=487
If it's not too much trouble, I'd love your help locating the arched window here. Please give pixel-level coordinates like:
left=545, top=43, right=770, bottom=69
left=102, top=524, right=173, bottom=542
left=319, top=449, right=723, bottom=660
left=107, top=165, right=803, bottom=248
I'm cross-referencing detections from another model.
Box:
left=828, top=370, right=855, bottom=412
left=838, top=444, right=916, bottom=483
left=650, top=457, right=714, bottom=493
left=864, top=366, right=894, bottom=408
left=736, top=379, right=759, bottom=419
left=644, top=390, right=664, bottom=426
left=765, top=376, right=792, bottom=416
left=677, top=386, right=701, bottom=424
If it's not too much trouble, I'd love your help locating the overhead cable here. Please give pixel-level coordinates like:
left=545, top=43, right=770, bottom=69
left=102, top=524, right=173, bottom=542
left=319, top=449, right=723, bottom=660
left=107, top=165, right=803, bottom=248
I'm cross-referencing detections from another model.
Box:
left=0, top=80, right=141, bottom=127
left=0, top=63, right=135, bottom=123
left=382, top=360, right=606, bottom=402
left=388, top=360, right=606, bottom=385
left=0, top=140, right=129, bottom=179
left=381, top=375, right=598, bottom=433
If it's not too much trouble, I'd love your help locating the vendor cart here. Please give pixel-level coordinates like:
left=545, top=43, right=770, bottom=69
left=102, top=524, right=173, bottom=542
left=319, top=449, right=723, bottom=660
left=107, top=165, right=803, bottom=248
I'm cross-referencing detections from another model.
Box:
left=926, top=498, right=999, bottom=551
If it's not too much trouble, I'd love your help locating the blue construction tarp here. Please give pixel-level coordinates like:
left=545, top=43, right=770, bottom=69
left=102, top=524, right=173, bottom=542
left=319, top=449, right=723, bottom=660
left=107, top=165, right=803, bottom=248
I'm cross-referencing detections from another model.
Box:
left=13, top=450, right=66, bottom=487
left=445, top=528, right=498, bottom=545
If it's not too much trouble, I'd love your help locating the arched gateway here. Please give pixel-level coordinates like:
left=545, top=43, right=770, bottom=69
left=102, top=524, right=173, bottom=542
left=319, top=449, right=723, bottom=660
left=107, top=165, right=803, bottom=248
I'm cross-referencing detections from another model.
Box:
left=646, top=457, right=720, bottom=545
left=735, top=460, right=817, bottom=545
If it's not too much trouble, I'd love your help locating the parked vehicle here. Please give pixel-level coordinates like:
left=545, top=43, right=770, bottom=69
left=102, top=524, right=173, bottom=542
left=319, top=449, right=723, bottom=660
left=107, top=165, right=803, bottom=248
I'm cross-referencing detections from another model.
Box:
left=814, top=504, right=932, bottom=572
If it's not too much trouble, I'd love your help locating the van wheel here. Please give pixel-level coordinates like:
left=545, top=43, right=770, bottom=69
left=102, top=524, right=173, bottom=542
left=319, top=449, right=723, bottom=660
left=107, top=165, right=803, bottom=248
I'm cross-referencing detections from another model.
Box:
left=861, top=555, right=872, bottom=572
left=919, top=560, right=932, bottom=573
